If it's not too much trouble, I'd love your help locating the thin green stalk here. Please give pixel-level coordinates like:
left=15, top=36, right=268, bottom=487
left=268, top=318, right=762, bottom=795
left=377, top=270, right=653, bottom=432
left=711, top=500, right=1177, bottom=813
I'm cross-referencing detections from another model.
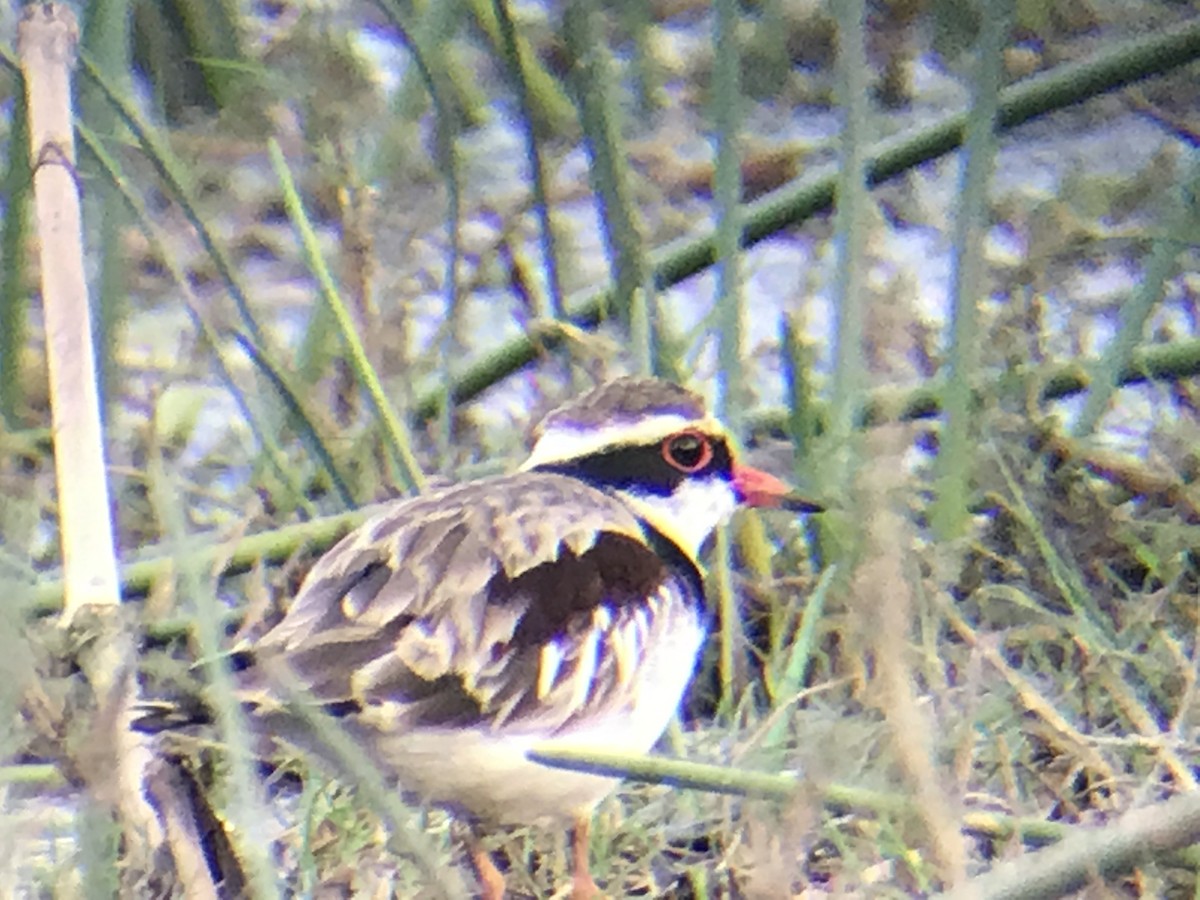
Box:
left=0, top=88, right=32, bottom=428
left=27, top=326, right=1200, bottom=623
left=267, top=673, right=464, bottom=898
left=0, top=764, right=65, bottom=786
left=782, top=316, right=819, bottom=460
left=630, top=284, right=653, bottom=376
left=650, top=291, right=683, bottom=381
left=765, top=564, right=838, bottom=748
left=530, top=743, right=804, bottom=799
left=169, top=0, right=244, bottom=110
left=296, top=278, right=338, bottom=387
left=80, top=0, right=133, bottom=416
left=1072, top=158, right=1200, bottom=437
left=462, top=0, right=576, bottom=136
left=524, top=745, right=986, bottom=822
left=712, top=0, right=746, bottom=430
left=148, top=449, right=278, bottom=899
left=994, top=451, right=1115, bottom=651
left=374, top=0, right=464, bottom=459
left=296, top=778, right=326, bottom=896
left=931, top=0, right=1014, bottom=539
left=710, top=0, right=747, bottom=723
left=492, top=0, right=565, bottom=318
left=783, top=315, right=826, bottom=566
left=269, top=139, right=427, bottom=495
left=712, top=526, right=738, bottom=719
left=563, top=0, right=646, bottom=326
left=431, top=29, right=465, bottom=461
left=77, top=50, right=267, bottom=346
left=30, top=503, right=367, bottom=617
left=75, top=122, right=325, bottom=515
left=87, top=182, right=126, bottom=415
left=827, top=0, right=870, bottom=457
left=401, top=19, right=1200, bottom=419
left=80, top=1, right=131, bottom=112
left=615, top=0, right=663, bottom=114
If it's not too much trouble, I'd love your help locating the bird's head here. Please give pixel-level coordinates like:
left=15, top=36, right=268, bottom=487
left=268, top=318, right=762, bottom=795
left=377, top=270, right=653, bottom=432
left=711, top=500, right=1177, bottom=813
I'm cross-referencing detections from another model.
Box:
left=521, top=377, right=822, bottom=559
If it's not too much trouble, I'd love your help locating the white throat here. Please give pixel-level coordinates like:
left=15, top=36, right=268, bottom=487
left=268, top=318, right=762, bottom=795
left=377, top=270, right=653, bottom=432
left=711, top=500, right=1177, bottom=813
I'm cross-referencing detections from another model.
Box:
left=617, top=476, right=738, bottom=560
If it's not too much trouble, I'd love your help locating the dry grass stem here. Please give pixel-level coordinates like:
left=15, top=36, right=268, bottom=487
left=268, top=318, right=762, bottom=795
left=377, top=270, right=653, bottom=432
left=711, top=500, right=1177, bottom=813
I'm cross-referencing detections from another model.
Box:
left=18, top=4, right=160, bottom=871
left=144, top=760, right=221, bottom=900
left=854, top=425, right=968, bottom=888
left=1093, top=665, right=1198, bottom=791
left=18, top=2, right=119, bottom=622
left=944, top=790, right=1200, bottom=900
left=942, top=604, right=1114, bottom=780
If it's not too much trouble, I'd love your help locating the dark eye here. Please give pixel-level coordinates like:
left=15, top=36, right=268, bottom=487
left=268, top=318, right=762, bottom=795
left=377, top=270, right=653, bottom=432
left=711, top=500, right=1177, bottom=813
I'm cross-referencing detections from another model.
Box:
left=662, top=431, right=713, bottom=473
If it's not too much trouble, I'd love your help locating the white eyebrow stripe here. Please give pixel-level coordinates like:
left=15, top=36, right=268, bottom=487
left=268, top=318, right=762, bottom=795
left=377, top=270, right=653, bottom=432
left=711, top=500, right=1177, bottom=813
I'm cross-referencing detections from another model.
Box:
left=520, top=415, right=720, bottom=470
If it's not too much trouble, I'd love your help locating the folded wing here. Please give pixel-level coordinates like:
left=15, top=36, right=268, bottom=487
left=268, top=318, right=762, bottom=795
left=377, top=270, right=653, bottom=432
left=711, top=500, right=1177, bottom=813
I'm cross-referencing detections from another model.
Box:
left=251, top=473, right=703, bottom=734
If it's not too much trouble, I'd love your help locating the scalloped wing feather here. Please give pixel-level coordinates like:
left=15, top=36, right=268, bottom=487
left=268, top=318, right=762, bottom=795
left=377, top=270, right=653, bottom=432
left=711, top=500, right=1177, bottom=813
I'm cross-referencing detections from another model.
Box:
left=250, top=472, right=694, bottom=733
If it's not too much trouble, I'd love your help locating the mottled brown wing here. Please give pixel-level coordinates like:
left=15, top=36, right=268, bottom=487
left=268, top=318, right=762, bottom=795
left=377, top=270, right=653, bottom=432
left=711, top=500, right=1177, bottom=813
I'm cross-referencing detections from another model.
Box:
left=251, top=472, right=699, bottom=731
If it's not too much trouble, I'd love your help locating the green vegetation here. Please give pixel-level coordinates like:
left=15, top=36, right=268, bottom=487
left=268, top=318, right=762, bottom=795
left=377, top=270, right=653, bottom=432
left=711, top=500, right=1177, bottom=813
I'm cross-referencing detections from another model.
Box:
left=3, top=0, right=1200, bottom=896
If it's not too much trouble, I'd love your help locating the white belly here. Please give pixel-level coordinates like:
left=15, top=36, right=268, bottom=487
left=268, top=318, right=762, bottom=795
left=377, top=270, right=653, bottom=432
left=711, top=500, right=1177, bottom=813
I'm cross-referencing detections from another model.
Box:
left=371, top=612, right=706, bottom=826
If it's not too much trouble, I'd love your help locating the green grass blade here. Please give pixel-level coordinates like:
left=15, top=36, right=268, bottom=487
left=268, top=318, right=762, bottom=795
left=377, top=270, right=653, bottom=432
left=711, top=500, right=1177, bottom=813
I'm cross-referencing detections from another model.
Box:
left=373, top=0, right=466, bottom=451
left=712, top=0, right=746, bottom=429
left=75, top=49, right=357, bottom=505
left=766, top=564, right=838, bottom=746
left=827, top=0, right=870, bottom=458
left=1071, top=158, right=1200, bottom=437
left=529, top=745, right=802, bottom=799
left=0, top=87, right=32, bottom=428
left=268, top=139, right=427, bottom=495
left=490, top=0, right=565, bottom=319
left=563, top=0, right=647, bottom=327
left=403, top=20, right=1200, bottom=418
left=77, top=50, right=267, bottom=346
left=147, top=448, right=279, bottom=900
left=993, top=451, right=1116, bottom=650
left=74, top=122, right=324, bottom=516
left=266, top=675, right=466, bottom=898
left=931, top=0, right=1013, bottom=539
left=709, top=0, right=747, bottom=722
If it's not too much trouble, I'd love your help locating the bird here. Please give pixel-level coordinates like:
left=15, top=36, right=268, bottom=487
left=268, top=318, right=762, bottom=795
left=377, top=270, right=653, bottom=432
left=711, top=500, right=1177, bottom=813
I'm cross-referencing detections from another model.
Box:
left=171, top=376, right=822, bottom=898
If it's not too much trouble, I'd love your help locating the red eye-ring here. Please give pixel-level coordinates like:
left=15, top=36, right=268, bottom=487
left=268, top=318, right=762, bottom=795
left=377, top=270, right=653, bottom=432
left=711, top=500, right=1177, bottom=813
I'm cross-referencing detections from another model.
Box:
left=662, top=430, right=713, bottom=473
